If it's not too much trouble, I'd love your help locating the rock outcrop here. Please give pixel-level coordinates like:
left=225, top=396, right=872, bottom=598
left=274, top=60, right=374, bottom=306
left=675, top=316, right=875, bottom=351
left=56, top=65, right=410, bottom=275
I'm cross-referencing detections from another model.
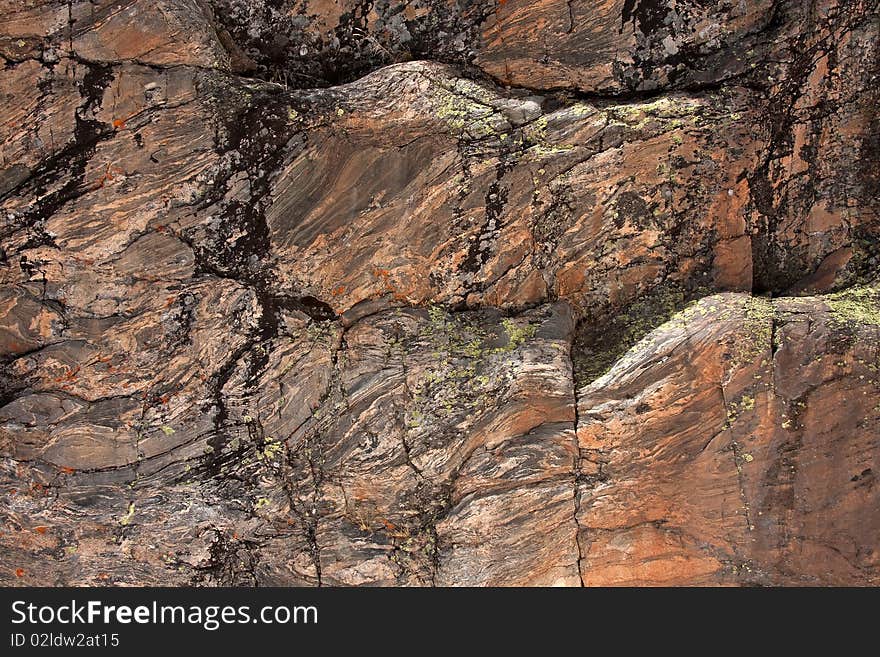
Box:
left=578, top=291, right=880, bottom=585
left=0, top=0, right=877, bottom=585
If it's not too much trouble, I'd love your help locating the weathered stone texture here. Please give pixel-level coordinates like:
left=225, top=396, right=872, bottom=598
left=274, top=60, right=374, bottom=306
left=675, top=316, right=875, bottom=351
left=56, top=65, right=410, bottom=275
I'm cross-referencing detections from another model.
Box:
left=0, top=0, right=877, bottom=585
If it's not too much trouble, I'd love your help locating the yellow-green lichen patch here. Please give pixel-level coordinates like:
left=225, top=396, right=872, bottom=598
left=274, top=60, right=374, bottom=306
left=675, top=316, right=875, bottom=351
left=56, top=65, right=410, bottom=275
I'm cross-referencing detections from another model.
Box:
left=567, top=103, right=596, bottom=118
left=431, top=79, right=504, bottom=139
left=730, top=296, right=774, bottom=369
left=572, top=285, right=692, bottom=386
left=499, top=317, right=537, bottom=352
left=522, top=111, right=586, bottom=162
left=826, top=286, right=880, bottom=328
left=726, top=393, right=757, bottom=425
left=410, top=307, right=540, bottom=424
left=523, top=115, right=549, bottom=143
left=119, top=502, right=136, bottom=526
left=604, top=95, right=703, bottom=132
left=261, top=437, right=284, bottom=462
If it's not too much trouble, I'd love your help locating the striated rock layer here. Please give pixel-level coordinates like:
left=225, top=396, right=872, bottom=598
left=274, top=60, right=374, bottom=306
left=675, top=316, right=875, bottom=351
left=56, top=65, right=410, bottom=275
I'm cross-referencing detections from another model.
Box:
left=0, top=0, right=877, bottom=585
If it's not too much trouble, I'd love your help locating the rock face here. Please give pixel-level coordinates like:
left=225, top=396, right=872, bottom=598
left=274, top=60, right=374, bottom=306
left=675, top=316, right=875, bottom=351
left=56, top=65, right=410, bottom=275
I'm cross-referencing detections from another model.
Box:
left=578, top=291, right=880, bottom=585
left=0, top=0, right=877, bottom=586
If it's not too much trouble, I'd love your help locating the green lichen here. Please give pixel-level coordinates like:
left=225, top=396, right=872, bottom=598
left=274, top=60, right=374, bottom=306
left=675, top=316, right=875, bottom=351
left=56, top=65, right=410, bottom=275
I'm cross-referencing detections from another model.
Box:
left=727, top=394, right=757, bottom=424
left=119, top=502, right=135, bottom=526
left=433, top=84, right=499, bottom=138
left=411, top=307, right=539, bottom=425
left=499, top=317, right=537, bottom=351
left=262, top=438, right=284, bottom=461
left=826, top=286, right=880, bottom=327
left=523, top=112, right=584, bottom=161
left=572, top=285, right=692, bottom=386
left=605, top=96, right=702, bottom=133
left=524, top=115, right=549, bottom=142
left=568, top=103, right=595, bottom=118
left=730, top=296, right=774, bottom=368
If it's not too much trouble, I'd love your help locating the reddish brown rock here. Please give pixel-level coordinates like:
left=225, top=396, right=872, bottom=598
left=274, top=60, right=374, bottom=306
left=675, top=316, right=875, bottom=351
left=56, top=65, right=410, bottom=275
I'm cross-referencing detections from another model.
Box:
left=0, top=0, right=877, bottom=586
left=0, top=0, right=232, bottom=69
left=480, top=0, right=747, bottom=92
left=577, top=292, right=880, bottom=585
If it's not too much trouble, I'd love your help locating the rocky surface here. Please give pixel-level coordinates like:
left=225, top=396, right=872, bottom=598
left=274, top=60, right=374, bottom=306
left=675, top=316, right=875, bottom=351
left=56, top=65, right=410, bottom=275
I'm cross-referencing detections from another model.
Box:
left=578, top=291, right=880, bottom=585
left=0, top=0, right=877, bottom=585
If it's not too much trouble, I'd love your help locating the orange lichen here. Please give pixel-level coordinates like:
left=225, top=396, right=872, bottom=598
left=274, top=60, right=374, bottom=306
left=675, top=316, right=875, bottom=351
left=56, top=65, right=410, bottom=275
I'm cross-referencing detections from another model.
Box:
left=54, top=366, right=80, bottom=383
left=111, top=110, right=140, bottom=131
left=372, top=268, right=400, bottom=294
left=91, top=161, right=128, bottom=190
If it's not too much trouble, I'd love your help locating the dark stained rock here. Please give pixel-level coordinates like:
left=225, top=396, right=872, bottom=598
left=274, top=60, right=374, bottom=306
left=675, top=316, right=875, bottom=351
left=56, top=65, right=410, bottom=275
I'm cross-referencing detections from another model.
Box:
left=0, top=0, right=877, bottom=585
